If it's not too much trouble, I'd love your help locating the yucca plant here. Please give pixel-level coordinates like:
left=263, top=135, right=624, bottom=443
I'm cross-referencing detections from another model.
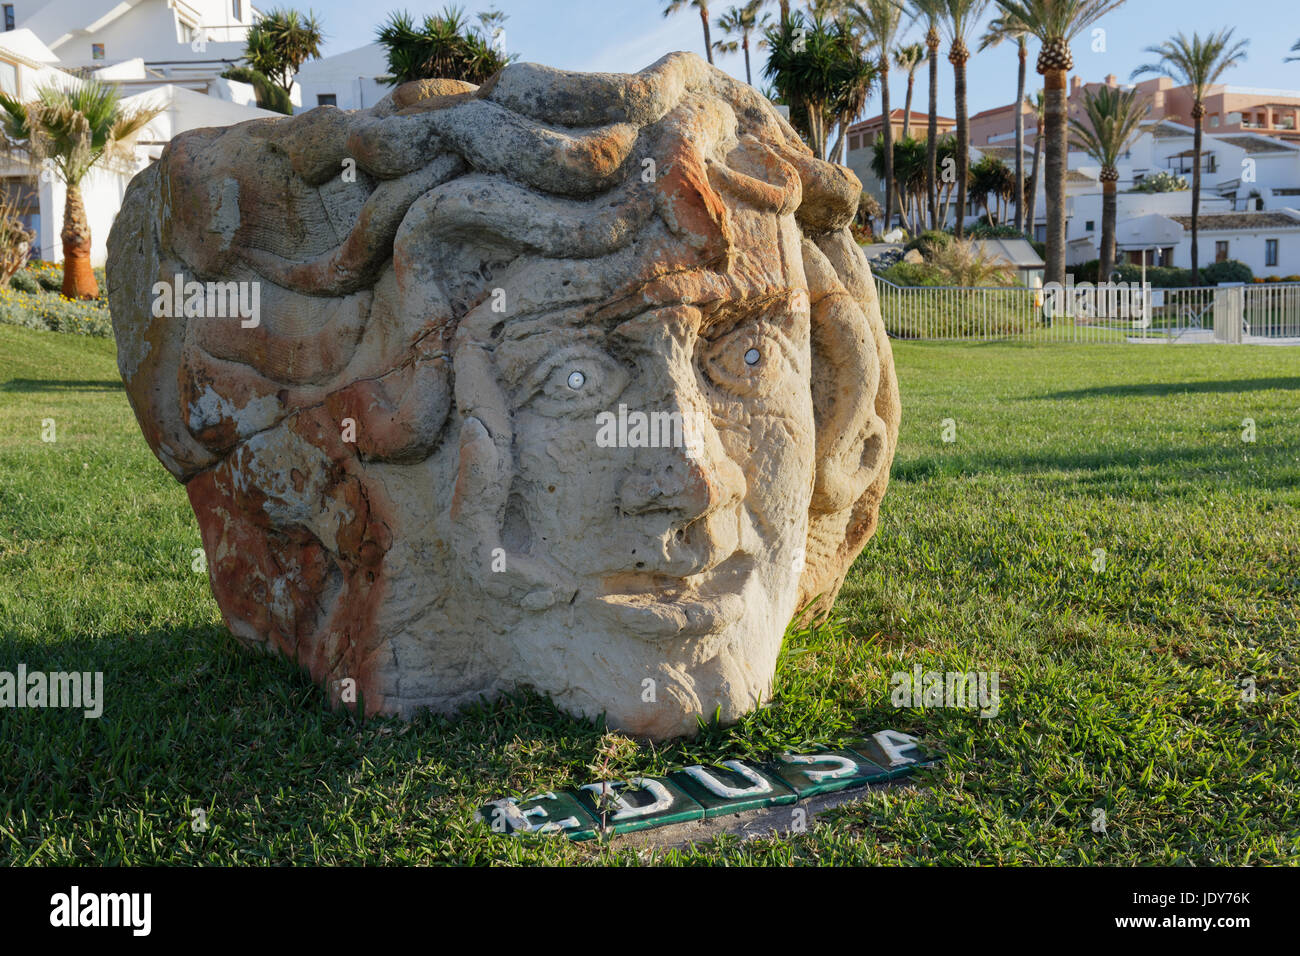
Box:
left=1132, top=29, right=1248, bottom=280
left=1069, top=85, right=1148, bottom=281
left=244, top=8, right=325, bottom=93
left=931, top=236, right=1014, bottom=285
left=0, top=80, right=159, bottom=299
left=377, top=7, right=511, bottom=85
left=993, top=0, right=1129, bottom=283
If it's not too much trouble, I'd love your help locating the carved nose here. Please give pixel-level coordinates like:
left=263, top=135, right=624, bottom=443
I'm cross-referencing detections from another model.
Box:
left=617, top=433, right=745, bottom=520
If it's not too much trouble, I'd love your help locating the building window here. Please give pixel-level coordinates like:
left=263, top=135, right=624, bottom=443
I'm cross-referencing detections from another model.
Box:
left=1161, top=246, right=1175, bottom=267
left=233, top=0, right=242, bottom=19
left=1209, top=113, right=1220, bottom=127
left=316, top=94, right=337, bottom=107
left=1215, top=240, right=1229, bottom=263
left=1085, top=220, right=1095, bottom=232
left=2, top=5, right=12, bottom=32
left=1265, top=239, right=1278, bottom=267
left=0, top=59, right=16, bottom=98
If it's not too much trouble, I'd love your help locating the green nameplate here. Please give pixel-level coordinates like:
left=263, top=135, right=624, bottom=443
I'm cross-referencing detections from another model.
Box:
left=479, top=790, right=600, bottom=841
left=574, top=776, right=704, bottom=834
left=766, top=748, right=892, bottom=797
left=669, top=761, right=797, bottom=817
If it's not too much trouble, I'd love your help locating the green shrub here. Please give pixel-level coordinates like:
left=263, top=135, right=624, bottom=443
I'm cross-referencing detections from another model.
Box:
left=876, top=261, right=945, bottom=286
left=0, top=289, right=112, bottom=337
left=8, top=269, right=40, bottom=293
left=1110, top=264, right=1197, bottom=288
left=965, top=222, right=1028, bottom=240
left=1200, top=259, right=1253, bottom=285
left=903, top=229, right=953, bottom=261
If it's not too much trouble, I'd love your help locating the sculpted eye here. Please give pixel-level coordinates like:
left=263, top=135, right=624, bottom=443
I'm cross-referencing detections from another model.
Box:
left=701, top=322, right=791, bottom=398
left=519, top=347, right=627, bottom=417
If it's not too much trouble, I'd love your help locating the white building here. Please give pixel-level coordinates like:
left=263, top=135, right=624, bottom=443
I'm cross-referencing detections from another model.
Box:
left=0, top=6, right=279, bottom=265
left=292, top=41, right=389, bottom=113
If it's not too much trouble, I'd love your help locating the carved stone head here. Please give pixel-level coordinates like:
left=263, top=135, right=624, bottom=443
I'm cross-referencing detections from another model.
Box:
left=107, top=53, right=899, bottom=739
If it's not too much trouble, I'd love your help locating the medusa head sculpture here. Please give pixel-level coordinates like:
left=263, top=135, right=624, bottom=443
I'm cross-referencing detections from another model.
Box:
left=107, top=53, right=899, bottom=739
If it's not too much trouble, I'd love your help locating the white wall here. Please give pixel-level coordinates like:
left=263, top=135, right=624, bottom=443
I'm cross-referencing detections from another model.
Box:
left=1173, top=229, right=1300, bottom=277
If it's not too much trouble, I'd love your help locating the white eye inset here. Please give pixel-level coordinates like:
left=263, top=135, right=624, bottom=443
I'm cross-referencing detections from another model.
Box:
left=567, top=370, right=586, bottom=390
left=744, top=348, right=761, bottom=367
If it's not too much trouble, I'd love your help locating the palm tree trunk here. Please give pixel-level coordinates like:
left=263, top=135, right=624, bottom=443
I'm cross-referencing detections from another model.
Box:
left=1191, top=104, right=1204, bottom=280
left=903, top=73, right=914, bottom=140
left=952, top=44, right=969, bottom=239
left=700, top=7, right=714, bottom=64
left=926, top=26, right=939, bottom=230
left=743, top=35, right=751, bottom=85
left=880, top=55, right=893, bottom=232
left=1014, top=42, right=1026, bottom=233
left=1044, top=68, right=1068, bottom=285
left=1026, top=122, right=1043, bottom=238
left=778, top=1, right=790, bottom=21
left=1100, top=177, right=1117, bottom=282
left=60, top=181, right=98, bottom=300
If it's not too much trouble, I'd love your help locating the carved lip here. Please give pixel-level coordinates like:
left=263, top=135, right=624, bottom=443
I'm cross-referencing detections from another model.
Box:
left=590, top=553, right=755, bottom=639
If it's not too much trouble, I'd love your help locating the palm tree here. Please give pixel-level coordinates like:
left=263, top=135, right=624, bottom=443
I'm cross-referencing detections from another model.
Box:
left=853, top=0, right=910, bottom=231
left=908, top=0, right=947, bottom=229
left=872, top=134, right=928, bottom=232
left=0, top=81, right=158, bottom=299
left=1023, top=88, right=1045, bottom=235
left=993, top=1, right=1128, bottom=285
left=1287, top=39, right=1300, bottom=62
left=969, top=153, right=1014, bottom=224
left=938, top=0, right=990, bottom=239
left=666, top=0, right=716, bottom=64
left=244, top=7, right=325, bottom=93
left=764, top=13, right=873, bottom=160
left=714, top=1, right=771, bottom=84
left=1132, top=29, right=1248, bottom=281
left=895, top=42, right=926, bottom=139
left=980, top=10, right=1031, bottom=232
left=935, top=133, right=963, bottom=225
left=1069, top=85, right=1148, bottom=281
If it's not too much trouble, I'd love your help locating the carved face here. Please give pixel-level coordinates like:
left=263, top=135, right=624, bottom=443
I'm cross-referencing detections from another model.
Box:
left=479, top=281, right=814, bottom=735
left=107, top=53, right=899, bottom=740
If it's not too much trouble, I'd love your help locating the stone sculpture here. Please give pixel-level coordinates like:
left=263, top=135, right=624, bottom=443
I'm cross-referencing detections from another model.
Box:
left=107, top=52, right=900, bottom=739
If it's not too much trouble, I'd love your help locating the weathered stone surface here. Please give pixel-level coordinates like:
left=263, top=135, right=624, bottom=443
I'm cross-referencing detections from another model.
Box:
left=106, top=52, right=900, bottom=739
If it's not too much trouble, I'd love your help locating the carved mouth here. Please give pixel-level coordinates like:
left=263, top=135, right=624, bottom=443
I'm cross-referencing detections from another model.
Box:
left=590, top=553, right=756, bottom=640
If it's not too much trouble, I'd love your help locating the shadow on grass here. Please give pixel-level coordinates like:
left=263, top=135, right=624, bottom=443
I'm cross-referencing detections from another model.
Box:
left=1037, top=377, right=1300, bottom=400
left=1, top=378, right=124, bottom=393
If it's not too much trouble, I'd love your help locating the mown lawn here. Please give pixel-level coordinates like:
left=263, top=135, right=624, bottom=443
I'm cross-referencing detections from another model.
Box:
left=1, top=323, right=1296, bottom=865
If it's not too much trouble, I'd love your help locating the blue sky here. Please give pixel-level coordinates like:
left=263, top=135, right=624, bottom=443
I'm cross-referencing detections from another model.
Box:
left=304, top=0, right=1300, bottom=116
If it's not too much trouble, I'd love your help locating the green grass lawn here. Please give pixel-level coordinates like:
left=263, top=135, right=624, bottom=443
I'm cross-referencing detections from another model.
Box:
left=1, top=323, right=1296, bottom=865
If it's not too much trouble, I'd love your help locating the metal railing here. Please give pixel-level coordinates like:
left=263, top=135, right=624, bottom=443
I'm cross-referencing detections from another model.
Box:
left=873, top=277, right=1300, bottom=343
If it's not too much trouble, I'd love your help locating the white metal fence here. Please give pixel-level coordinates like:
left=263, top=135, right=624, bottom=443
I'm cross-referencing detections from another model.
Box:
left=873, top=277, right=1300, bottom=343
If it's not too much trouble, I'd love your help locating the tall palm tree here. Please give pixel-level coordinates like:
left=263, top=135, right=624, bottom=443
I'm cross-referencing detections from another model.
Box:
left=970, top=153, right=1014, bottom=224
left=714, top=1, right=771, bottom=84
left=895, top=42, right=926, bottom=139
left=854, top=0, right=910, bottom=231
left=1069, top=85, right=1148, bottom=281
left=939, top=0, right=990, bottom=239
left=980, top=10, right=1031, bottom=232
left=994, top=1, right=1128, bottom=285
left=908, top=0, right=947, bottom=229
left=665, top=0, right=716, bottom=64
left=1132, top=29, right=1248, bottom=281
left=0, top=81, right=158, bottom=299
left=1024, top=88, right=1045, bottom=235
